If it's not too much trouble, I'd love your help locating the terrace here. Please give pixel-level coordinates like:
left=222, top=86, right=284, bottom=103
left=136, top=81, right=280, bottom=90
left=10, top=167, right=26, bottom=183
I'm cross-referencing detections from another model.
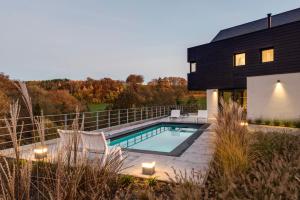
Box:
left=0, top=105, right=215, bottom=183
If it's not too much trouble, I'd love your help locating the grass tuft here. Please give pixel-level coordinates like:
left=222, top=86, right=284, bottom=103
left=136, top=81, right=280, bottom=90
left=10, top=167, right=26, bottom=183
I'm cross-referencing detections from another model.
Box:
left=214, top=99, right=249, bottom=178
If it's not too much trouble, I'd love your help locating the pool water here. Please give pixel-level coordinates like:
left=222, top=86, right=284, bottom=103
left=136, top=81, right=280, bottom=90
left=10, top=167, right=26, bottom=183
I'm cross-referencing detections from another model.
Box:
left=109, top=124, right=199, bottom=153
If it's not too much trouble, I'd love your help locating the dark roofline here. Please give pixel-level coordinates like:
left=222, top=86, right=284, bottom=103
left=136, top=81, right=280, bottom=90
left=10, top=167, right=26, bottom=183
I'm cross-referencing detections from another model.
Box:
left=187, top=19, right=300, bottom=52
left=211, top=7, right=300, bottom=42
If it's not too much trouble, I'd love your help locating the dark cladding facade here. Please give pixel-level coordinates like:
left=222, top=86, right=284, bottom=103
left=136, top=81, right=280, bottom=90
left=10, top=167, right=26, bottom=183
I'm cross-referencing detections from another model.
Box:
left=187, top=9, right=300, bottom=91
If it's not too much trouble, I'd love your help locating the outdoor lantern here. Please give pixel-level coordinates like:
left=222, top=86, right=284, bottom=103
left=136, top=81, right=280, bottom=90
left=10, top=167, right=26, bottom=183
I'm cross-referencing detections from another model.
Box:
left=142, top=161, right=156, bottom=175
left=34, top=145, right=48, bottom=159
left=240, top=121, right=248, bottom=126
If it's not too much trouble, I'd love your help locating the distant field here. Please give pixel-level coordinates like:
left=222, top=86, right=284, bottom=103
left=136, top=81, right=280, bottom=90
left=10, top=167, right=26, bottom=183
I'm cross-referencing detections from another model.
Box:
left=87, top=103, right=108, bottom=112
left=180, top=94, right=207, bottom=109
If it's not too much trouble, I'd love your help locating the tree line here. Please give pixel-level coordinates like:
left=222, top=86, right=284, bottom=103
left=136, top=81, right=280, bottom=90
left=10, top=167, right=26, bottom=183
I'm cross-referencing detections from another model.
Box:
left=0, top=73, right=205, bottom=117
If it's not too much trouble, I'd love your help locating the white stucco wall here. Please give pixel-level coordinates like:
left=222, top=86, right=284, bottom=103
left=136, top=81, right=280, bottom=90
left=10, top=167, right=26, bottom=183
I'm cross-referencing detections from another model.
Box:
left=207, top=89, right=218, bottom=120
left=247, top=72, right=300, bottom=120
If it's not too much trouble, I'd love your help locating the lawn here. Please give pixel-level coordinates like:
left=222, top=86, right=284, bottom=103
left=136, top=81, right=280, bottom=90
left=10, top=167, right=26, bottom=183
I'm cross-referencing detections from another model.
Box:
left=197, top=96, right=206, bottom=109
left=87, top=103, right=108, bottom=112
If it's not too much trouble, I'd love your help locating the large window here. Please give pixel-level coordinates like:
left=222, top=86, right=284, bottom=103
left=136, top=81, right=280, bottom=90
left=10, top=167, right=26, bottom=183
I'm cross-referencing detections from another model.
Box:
left=261, top=48, right=274, bottom=63
left=234, top=53, right=246, bottom=67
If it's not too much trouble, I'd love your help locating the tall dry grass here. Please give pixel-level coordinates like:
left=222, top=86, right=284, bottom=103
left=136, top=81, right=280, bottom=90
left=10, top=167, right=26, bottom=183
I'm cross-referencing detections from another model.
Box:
left=0, top=83, right=125, bottom=199
left=1, top=100, right=33, bottom=200
left=213, top=99, right=250, bottom=179
left=209, top=132, right=300, bottom=199
left=168, top=168, right=209, bottom=200
left=207, top=99, right=300, bottom=199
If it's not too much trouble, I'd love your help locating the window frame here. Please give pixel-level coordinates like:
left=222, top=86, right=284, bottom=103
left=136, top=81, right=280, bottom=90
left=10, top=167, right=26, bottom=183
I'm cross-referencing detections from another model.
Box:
left=260, top=47, right=275, bottom=63
left=233, top=52, right=246, bottom=67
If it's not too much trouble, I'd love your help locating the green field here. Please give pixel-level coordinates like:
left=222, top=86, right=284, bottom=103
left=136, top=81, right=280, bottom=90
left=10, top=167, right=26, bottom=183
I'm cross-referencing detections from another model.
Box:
left=87, top=103, right=108, bottom=112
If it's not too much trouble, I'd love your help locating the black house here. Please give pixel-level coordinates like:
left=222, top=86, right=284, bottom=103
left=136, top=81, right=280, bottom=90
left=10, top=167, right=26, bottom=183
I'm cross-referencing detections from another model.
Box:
left=187, top=8, right=300, bottom=120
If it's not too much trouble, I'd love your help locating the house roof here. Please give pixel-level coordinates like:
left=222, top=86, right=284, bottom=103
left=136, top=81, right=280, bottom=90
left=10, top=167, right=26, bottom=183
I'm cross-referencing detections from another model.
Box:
left=212, top=8, right=300, bottom=42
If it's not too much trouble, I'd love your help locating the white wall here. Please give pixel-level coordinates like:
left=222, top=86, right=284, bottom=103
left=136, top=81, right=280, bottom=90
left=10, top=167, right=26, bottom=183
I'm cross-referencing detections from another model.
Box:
left=247, top=72, right=300, bottom=120
left=207, top=89, right=218, bottom=120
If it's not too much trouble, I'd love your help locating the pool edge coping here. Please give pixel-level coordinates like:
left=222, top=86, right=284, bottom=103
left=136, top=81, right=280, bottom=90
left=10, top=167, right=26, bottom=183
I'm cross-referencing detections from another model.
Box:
left=108, top=122, right=211, bottom=157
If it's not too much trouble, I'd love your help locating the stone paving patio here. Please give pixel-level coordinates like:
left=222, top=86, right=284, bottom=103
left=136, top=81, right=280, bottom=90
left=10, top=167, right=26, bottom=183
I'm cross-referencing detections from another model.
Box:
left=122, top=127, right=215, bottom=181
left=0, top=117, right=216, bottom=183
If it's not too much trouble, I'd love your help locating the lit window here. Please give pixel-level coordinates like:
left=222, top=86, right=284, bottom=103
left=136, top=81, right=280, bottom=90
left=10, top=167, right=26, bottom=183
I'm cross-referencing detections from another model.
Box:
left=234, top=53, right=246, bottom=67
left=261, top=48, right=274, bottom=63
left=190, top=62, right=196, bottom=72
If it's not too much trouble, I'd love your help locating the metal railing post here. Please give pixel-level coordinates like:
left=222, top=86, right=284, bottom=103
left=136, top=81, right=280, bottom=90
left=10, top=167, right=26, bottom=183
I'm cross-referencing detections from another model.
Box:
left=141, top=108, right=143, bottom=120
left=96, top=112, right=99, bottom=130
left=82, top=112, right=85, bottom=130
left=108, top=110, right=111, bottom=127
left=118, top=110, right=120, bottom=125
left=64, top=114, right=67, bottom=130
left=146, top=107, right=148, bottom=119
left=126, top=109, right=129, bottom=123
left=151, top=107, right=153, bottom=118
left=134, top=108, right=136, bottom=122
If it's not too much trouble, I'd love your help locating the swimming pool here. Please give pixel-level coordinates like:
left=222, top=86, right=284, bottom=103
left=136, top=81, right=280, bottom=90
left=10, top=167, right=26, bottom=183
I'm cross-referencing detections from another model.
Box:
left=108, top=123, right=208, bottom=156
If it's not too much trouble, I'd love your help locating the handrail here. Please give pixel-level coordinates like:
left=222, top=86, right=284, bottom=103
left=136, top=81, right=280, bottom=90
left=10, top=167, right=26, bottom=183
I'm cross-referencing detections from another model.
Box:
left=0, top=104, right=204, bottom=149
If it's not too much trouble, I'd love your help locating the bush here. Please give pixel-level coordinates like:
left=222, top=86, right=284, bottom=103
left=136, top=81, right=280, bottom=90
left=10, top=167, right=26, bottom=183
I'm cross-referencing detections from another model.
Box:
left=273, top=119, right=281, bottom=126
left=293, top=120, right=300, bottom=128
left=263, top=119, right=271, bottom=125
left=119, top=175, right=135, bottom=187
left=283, top=120, right=293, bottom=127
left=254, top=118, right=262, bottom=124
left=146, top=177, right=158, bottom=187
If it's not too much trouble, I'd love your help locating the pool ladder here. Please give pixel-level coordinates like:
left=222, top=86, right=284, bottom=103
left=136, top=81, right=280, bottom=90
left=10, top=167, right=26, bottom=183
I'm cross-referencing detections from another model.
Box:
left=123, top=126, right=169, bottom=148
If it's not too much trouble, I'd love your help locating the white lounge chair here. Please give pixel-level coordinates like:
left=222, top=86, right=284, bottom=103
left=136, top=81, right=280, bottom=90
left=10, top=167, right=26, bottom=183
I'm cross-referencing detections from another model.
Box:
left=170, top=110, right=181, bottom=120
left=80, top=131, right=123, bottom=165
left=197, top=110, right=208, bottom=123
left=57, top=129, right=83, bottom=152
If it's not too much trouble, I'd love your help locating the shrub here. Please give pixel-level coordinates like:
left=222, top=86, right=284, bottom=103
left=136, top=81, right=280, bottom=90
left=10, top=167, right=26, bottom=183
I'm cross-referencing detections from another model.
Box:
left=293, top=120, right=300, bottom=128
left=119, top=175, right=135, bottom=187
left=282, top=120, right=293, bottom=127
left=247, top=119, right=253, bottom=124
left=254, top=118, right=262, bottom=124
left=273, top=119, right=281, bottom=126
left=146, top=177, right=158, bottom=187
left=263, top=119, right=271, bottom=125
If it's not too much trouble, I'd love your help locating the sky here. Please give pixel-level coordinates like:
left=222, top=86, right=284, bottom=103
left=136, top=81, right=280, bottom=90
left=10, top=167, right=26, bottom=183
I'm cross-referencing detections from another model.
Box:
left=0, top=1, right=299, bottom=82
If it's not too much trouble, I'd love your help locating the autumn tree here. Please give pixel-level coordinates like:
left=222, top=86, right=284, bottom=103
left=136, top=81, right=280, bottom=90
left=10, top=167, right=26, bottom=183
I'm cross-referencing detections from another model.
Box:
left=29, top=77, right=124, bottom=104
left=28, top=85, right=85, bottom=115
left=111, top=86, right=142, bottom=109
left=126, top=74, right=144, bottom=85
